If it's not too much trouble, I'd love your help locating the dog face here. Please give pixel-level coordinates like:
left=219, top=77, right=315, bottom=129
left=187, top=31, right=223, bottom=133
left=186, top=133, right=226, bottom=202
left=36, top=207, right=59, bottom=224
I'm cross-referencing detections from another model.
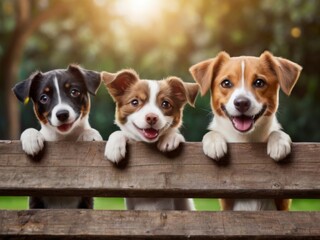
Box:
left=13, top=65, right=101, bottom=134
left=190, top=51, right=302, bottom=133
left=102, top=69, right=199, bottom=142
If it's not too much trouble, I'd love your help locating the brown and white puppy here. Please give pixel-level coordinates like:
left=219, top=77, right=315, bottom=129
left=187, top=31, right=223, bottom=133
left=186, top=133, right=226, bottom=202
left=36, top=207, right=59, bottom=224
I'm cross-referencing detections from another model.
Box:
left=102, top=69, right=199, bottom=210
left=12, top=64, right=102, bottom=209
left=190, top=51, right=302, bottom=211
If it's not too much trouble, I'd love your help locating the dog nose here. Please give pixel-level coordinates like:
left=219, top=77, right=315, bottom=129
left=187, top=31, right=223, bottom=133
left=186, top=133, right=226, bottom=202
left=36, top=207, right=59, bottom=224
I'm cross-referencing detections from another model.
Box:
left=146, top=113, right=158, bottom=125
left=234, top=97, right=251, bottom=113
left=56, top=110, right=69, bottom=122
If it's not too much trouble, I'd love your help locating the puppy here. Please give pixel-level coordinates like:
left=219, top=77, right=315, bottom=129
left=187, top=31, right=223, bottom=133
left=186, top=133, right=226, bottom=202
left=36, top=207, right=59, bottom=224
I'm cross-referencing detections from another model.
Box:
left=189, top=51, right=302, bottom=211
left=101, top=69, right=199, bottom=210
left=12, top=64, right=102, bottom=209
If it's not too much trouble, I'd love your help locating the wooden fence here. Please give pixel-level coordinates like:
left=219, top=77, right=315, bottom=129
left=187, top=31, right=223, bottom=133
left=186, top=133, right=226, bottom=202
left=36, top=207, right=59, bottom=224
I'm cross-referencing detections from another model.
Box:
left=0, top=140, right=319, bottom=239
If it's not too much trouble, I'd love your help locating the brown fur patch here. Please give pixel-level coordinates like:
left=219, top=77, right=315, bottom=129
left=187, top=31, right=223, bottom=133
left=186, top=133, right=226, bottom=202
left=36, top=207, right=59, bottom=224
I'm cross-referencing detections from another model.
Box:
left=211, top=56, right=280, bottom=118
left=81, top=100, right=90, bottom=119
left=158, top=79, right=187, bottom=128
left=219, top=199, right=235, bottom=210
left=33, top=103, right=48, bottom=124
left=275, top=199, right=291, bottom=210
left=116, top=80, right=149, bottom=124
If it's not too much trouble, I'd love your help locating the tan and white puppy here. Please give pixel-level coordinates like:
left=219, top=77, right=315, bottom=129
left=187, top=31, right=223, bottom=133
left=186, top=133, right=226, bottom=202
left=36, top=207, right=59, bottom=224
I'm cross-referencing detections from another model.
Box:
left=190, top=51, right=302, bottom=211
left=102, top=69, right=199, bottom=210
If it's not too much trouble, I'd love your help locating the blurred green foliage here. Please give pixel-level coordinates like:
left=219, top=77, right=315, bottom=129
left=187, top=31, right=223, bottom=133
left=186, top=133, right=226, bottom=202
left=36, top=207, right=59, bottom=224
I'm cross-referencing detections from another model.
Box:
left=1, top=197, right=320, bottom=211
left=1, top=0, right=319, bottom=141
left=0, top=0, right=319, bottom=210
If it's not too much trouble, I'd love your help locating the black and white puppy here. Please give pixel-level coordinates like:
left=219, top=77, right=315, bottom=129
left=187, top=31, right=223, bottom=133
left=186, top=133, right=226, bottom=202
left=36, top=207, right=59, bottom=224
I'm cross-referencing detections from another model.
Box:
left=12, top=64, right=102, bottom=209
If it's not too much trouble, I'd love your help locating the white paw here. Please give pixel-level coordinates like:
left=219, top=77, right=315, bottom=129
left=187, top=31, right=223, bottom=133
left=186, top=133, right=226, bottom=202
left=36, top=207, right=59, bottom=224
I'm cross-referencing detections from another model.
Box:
left=77, top=129, right=102, bottom=141
left=267, top=131, right=291, bottom=161
left=157, top=132, right=185, bottom=152
left=20, top=128, right=45, bottom=156
left=202, top=131, right=227, bottom=161
left=105, top=131, right=127, bottom=164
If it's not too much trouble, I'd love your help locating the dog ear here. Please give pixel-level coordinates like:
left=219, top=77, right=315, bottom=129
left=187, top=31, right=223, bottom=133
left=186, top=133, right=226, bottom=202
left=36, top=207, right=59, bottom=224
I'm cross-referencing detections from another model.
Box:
left=101, top=69, right=139, bottom=100
left=260, top=51, right=302, bottom=96
left=12, top=71, right=43, bottom=104
left=184, top=83, right=199, bottom=107
left=189, top=51, right=230, bottom=96
left=68, top=64, right=101, bottom=96
left=166, top=77, right=199, bottom=107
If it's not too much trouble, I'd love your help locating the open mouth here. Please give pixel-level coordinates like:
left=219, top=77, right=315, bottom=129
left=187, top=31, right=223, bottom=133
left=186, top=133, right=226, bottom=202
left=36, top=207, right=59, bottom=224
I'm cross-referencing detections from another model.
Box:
left=221, top=105, right=267, bottom=132
left=57, top=122, right=74, bottom=132
left=133, top=124, right=159, bottom=140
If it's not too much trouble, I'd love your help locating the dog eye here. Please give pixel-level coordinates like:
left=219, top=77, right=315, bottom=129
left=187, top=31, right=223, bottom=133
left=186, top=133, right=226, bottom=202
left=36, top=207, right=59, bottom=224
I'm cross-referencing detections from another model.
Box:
left=131, top=99, right=139, bottom=106
left=221, top=79, right=233, bottom=88
left=39, top=94, right=49, bottom=104
left=253, top=79, right=266, bottom=88
left=70, top=88, right=81, bottom=98
left=161, top=100, right=171, bottom=109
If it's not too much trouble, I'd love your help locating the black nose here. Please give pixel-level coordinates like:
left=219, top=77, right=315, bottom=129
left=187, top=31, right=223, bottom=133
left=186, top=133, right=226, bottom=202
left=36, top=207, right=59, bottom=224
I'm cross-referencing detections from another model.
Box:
left=56, top=110, right=69, bottom=122
left=234, top=97, right=251, bottom=113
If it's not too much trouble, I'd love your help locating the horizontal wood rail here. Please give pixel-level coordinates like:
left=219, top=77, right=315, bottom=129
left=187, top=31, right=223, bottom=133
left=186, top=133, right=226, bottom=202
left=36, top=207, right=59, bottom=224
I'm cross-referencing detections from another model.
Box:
left=0, top=141, right=319, bottom=198
left=0, top=140, right=319, bottom=239
left=1, top=210, right=320, bottom=239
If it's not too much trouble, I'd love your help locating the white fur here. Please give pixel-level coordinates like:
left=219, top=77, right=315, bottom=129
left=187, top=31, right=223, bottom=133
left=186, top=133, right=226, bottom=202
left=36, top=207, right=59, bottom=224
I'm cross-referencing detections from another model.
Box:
left=20, top=128, right=45, bottom=156
left=203, top=60, right=292, bottom=210
left=241, top=60, right=245, bottom=87
left=50, top=103, right=78, bottom=127
left=225, top=88, right=263, bottom=117
left=267, top=130, right=292, bottom=161
left=54, top=76, right=61, bottom=104
left=157, top=128, right=185, bottom=152
left=233, top=199, right=277, bottom=211
left=206, top=105, right=290, bottom=162
left=104, top=130, right=128, bottom=164
left=105, top=79, right=194, bottom=210
left=50, top=77, right=78, bottom=128
left=116, top=81, right=172, bottom=142
left=105, top=80, right=176, bottom=162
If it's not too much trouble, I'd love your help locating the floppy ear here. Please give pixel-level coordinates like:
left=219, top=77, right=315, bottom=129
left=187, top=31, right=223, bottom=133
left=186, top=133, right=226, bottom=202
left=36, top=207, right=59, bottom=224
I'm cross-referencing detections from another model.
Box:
left=166, top=77, right=199, bottom=107
left=189, top=51, right=230, bottom=96
left=260, top=51, right=302, bottom=96
left=184, top=83, right=199, bottom=106
left=101, top=69, right=139, bottom=100
left=68, top=64, right=101, bottom=95
left=12, top=71, right=43, bottom=104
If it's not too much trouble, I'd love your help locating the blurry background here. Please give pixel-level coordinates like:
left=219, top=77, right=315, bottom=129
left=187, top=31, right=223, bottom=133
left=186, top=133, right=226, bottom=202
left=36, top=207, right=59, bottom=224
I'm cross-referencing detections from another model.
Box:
left=0, top=0, right=319, bottom=210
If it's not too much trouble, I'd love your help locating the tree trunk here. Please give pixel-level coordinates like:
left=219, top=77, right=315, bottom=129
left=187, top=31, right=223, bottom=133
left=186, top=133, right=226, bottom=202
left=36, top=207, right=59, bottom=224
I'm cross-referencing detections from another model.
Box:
left=0, top=0, right=70, bottom=139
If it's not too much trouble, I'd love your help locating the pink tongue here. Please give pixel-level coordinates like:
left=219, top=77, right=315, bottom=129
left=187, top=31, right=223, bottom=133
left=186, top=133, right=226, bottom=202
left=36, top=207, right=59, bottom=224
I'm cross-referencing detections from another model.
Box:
left=57, top=123, right=72, bottom=132
left=142, top=128, right=159, bottom=139
left=232, top=116, right=254, bottom=132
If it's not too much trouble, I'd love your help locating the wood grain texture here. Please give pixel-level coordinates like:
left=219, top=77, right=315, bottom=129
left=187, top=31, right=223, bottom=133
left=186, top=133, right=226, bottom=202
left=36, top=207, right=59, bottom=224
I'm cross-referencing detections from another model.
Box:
left=0, top=210, right=320, bottom=239
left=0, top=141, right=319, bottom=198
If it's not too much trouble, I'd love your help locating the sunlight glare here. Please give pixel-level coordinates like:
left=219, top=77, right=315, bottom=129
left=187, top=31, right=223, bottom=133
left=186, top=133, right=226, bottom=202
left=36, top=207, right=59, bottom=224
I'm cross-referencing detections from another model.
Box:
left=114, top=0, right=162, bottom=25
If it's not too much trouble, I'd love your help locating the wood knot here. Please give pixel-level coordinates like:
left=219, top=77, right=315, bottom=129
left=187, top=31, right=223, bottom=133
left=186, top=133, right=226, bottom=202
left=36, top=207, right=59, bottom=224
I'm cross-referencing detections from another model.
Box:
left=160, top=212, right=167, bottom=226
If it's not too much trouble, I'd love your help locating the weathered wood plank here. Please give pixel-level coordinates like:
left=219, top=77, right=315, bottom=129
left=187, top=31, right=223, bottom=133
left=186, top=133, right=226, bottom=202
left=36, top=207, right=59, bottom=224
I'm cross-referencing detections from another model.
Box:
left=0, top=141, right=319, bottom=198
left=0, top=210, right=319, bottom=239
